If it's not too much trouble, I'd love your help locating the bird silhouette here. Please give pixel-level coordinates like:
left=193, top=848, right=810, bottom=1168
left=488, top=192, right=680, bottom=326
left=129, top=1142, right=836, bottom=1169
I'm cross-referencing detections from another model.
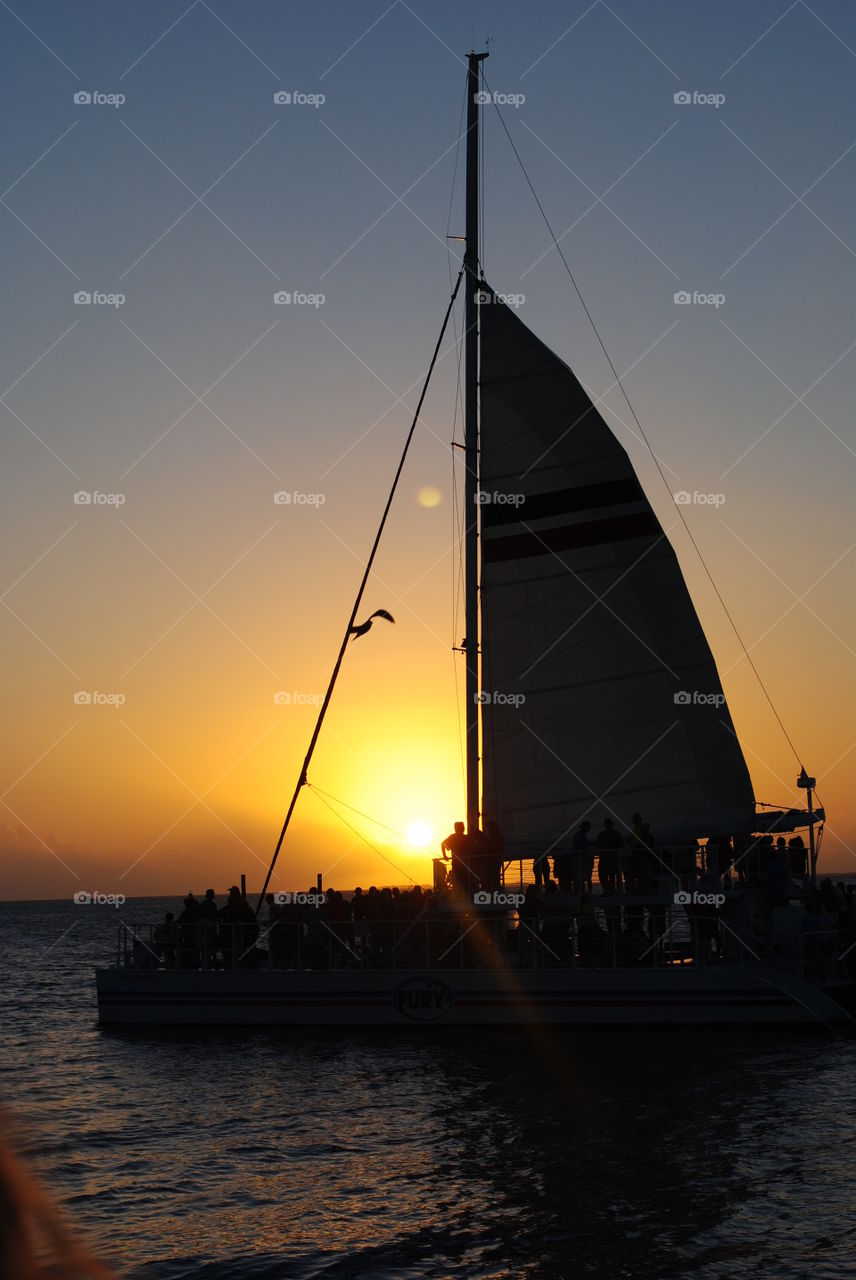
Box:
left=349, top=609, right=395, bottom=640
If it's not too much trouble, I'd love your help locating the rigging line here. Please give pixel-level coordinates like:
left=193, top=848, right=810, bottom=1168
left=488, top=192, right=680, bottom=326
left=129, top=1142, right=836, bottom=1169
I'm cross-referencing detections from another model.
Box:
left=307, top=782, right=405, bottom=840
left=481, top=71, right=805, bottom=772
left=308, top=785, right=417, bottom=885
left=254, top=266, right=466, bottom=913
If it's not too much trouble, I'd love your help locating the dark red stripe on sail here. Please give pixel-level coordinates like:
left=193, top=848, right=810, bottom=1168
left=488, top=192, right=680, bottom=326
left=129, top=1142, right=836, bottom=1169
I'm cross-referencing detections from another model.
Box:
left=481, top=477, right=644, bottom=527
left=483, top=510, right=660, bottom=563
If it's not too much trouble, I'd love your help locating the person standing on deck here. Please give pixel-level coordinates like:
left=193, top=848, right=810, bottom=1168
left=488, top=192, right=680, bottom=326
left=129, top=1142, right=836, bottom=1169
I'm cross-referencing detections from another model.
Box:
left=532, top=848, right=552, bottom=891
left=441, top=822, right=473, bottom=895
left=596, top=818, right=623, bottom=895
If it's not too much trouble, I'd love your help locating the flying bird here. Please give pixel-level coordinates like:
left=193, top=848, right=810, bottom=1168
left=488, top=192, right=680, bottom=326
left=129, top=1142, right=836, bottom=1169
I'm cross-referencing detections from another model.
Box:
left=349, top=609, right=395, bottom=640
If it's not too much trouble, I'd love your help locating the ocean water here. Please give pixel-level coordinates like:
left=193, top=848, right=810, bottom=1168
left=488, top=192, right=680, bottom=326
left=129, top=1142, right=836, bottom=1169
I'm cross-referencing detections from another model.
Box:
left=2, top=897, right=856, bottom=1279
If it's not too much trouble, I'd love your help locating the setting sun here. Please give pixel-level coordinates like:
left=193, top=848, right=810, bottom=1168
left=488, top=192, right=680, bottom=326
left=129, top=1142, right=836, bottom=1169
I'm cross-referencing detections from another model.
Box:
left=406, top=820, right=433, bottom=849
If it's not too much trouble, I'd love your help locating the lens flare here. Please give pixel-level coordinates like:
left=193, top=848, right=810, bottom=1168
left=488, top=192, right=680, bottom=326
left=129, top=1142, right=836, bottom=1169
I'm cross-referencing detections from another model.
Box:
left=417, top=486, right=442, bottom=508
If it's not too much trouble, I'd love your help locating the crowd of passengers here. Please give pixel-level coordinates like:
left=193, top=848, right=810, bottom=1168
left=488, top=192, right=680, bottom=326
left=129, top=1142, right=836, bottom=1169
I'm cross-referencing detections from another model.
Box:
left=144, top=816, right=853, bottom=974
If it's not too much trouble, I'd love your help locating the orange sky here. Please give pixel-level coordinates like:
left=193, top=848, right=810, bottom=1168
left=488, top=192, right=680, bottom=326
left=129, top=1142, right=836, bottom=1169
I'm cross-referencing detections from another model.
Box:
left=2, top=4, right=854, bottom=901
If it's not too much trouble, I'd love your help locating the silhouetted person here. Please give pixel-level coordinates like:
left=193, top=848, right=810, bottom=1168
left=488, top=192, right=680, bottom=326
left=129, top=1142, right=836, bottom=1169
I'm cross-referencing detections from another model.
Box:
left=552, top=847, right=574, bottom=894
left=197, top=888, right=218, bottom=966
left=218, top=885, right=244, bottom=968
left=177, top=893, right=200, bottom=968
left=441, top=821, right=473, bottom=895
left=532, top=849, right=551, bottom=890
left=596, top=818, right=623, bottom=895
left=154, top=911, right=177, bottom=968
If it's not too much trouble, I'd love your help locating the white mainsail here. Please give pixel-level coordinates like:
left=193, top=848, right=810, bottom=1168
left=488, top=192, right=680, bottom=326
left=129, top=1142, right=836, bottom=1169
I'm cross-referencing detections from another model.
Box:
left=478, top=292, right=756, bottom=852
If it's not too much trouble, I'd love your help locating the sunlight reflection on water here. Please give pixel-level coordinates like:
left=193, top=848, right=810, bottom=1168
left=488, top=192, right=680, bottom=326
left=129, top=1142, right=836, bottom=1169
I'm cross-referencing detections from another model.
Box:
left=2, top=899, right=855, bottom=1279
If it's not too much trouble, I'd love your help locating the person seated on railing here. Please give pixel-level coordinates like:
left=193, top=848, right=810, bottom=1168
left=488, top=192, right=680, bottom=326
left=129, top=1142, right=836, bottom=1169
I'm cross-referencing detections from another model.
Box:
left=154, top=911, right=178, bottom=968
left=177, top=893, right=201, bottom=968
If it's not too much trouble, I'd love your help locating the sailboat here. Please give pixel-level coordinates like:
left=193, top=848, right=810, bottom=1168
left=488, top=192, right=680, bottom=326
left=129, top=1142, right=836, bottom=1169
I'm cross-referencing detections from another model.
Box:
left=96, top=53, right=852, bottom=1027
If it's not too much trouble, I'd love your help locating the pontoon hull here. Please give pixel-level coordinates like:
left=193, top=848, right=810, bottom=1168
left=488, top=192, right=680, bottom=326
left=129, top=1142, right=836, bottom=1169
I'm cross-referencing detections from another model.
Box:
left=95, top=965, right=851, bottom=1027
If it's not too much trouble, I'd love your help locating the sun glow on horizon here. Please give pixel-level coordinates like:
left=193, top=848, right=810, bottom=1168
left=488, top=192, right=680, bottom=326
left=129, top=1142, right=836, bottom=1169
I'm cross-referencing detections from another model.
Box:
left=406, top=820, right=433, bottom=849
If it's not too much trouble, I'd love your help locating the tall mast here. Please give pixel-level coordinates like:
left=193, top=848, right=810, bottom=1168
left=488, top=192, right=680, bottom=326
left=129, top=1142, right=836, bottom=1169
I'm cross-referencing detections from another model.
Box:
left=464, top=49, right=487, bottom=838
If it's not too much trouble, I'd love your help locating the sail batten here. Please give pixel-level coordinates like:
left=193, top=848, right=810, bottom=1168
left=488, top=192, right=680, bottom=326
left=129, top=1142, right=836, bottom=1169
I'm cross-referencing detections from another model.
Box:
left=478, top=292, right=755, bottom=850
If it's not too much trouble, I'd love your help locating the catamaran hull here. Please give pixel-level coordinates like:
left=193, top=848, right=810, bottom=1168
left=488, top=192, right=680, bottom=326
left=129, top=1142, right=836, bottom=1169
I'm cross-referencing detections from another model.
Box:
left=95, top=966, right=851, bottom=1027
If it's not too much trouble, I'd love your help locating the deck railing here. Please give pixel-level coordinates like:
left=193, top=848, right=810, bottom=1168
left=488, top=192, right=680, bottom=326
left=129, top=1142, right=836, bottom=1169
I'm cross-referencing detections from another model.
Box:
left=113, top=893, right=848, bottom=979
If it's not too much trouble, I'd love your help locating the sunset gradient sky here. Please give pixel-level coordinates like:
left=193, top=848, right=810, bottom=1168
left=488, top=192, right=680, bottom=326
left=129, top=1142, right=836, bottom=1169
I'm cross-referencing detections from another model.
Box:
left=1, top=0, right=854, bottom=900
